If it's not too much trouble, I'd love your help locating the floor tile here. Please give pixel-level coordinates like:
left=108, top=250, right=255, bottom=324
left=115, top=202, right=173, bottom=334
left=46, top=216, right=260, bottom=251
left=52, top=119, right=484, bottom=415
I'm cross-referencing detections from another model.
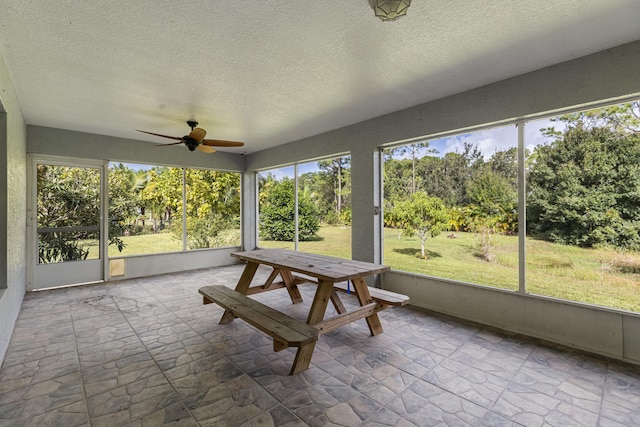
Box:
left=1, top=264, right=640, bottom=426
left=492, top=383, right=599, bottom=426
left=82, top=351, right=161, bottom=398
left=386, top=379, right=487, bottom=426
left=77, top=334, right=147, bottom=369
left=422, top=357, right=509, bottom=408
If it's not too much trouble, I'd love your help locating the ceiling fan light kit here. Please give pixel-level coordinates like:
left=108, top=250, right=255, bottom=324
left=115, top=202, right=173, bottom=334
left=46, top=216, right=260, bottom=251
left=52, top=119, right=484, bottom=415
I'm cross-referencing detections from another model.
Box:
left=136, top=121, right=244, bottom=153
left=370, top=0, right=411, bottom=21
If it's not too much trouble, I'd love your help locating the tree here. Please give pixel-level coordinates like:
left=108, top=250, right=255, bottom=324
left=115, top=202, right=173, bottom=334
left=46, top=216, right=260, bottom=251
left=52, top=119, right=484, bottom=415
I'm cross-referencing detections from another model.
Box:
left=487, top=146, right=519, bottom=188
left=37, top=165, right=100, bottom=262
left=383, top=157, right=415, bottom=209
left=527, top=104, right=640, bottom=250
left=385, top=142, right=431, bottom=194
left=39, top=164, right=131, bottom=262
left=138, top=167, right=182, bottom=232
left=317, top=157, right=351, bottom=222
left=416, top=142, right=483, bottom=207
left=387, top=192, right=449, bottom=258
left=181, top=169, right=241, bottom=249
left=108, top=163, right=146, bottom=242
left=466, top=169, right=516, bottom=216
left=259, top=178, right=320, bottom=241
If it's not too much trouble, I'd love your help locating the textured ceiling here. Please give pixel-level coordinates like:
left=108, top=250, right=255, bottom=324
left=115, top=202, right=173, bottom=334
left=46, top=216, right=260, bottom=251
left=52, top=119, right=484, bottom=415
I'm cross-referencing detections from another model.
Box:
left=1, top=1, right=639, bottom=154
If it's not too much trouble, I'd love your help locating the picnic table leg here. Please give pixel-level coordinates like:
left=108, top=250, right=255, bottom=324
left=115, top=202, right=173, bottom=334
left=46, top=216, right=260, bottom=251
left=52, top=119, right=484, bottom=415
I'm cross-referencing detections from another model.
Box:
left=262, top=268, right=281, bottom=290
left=351, top=277, right=384, bottom=336
left=279, top=269, right=304, bottom=304
left=329, top=290, right=346, bottom=314
left=289, top=279, right=334, bottom=374
left=306, top=279, right=334, bottom=325
left=220, top=261, right=260, bottom=324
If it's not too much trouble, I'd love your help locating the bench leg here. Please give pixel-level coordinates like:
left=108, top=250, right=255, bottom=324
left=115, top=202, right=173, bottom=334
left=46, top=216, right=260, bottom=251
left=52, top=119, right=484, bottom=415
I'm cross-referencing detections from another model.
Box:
left=290, top=342, right=316, bottom=375
left=352, top=277, right=384, bottom=336
left=219, top=310, right=237, bottom=324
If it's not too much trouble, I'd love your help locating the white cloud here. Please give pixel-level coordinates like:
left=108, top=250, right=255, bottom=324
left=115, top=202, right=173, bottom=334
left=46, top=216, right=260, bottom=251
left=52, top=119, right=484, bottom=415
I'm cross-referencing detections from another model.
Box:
left=419, top=118, right=565, bottom=160
left=431, top=125, right=517, bottom=159
left=525, top=118, right=556, bottom=148
left=258, top=166, right=295, bottom=180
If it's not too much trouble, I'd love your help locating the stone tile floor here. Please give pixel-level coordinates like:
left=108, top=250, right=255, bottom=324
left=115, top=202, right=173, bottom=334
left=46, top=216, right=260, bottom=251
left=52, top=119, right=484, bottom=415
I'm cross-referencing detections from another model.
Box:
left=1, top=264, right=639, bottom=426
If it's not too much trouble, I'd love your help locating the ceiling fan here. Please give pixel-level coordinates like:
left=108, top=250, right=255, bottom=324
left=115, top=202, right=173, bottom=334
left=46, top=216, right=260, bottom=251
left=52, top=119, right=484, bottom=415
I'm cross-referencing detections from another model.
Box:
left=136, top=120, right=244, bottom=153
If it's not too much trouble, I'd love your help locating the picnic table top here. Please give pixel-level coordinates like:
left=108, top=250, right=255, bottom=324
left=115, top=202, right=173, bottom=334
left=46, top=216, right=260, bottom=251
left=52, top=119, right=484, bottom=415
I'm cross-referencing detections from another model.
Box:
left=231, top=249, right=389, bottom=282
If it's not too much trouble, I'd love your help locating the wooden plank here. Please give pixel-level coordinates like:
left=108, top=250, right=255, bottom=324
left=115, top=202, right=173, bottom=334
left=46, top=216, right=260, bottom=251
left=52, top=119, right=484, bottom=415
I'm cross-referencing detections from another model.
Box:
left=351, top=277, right=384, bottom=336
left=305, top=279, right=335, bottom=325
left=231, top=249, right=389, bottom=282
left=199, top=285, right=318, bottom=347
left=245, top=275, right=313, bottom=295
left=313, top=302, right=381, bottom=335
left=290, top=274, right=409, bottom=307
left=235, top=261, right=260, bottom=293
left=262, top=268, right=282, bottom=290
left=329, top=290, right=346, bottom=314
left=333, top=282, right=410, bottom=306
left=221, top=261, right=261, bottom=322
left=245, top=282, right=286, bottom=295
left=291, top=343, right=315, bottom=375
left=279, top=269, right=304, bottom=304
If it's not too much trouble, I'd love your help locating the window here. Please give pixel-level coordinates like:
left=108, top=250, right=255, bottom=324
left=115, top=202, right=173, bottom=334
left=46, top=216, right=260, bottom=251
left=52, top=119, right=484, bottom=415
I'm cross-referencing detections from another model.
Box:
left=258, top=166, right=295, bottom=250
left=297, top=157, right=351, bottom=259
left=525, top=103, right=640, bottom=312
left=185, top=169, right=241, bottom=250
left=383, top=125, right=519, bottom=290
left=383, top=100, right=640, bottom=313
left=257, top=155, right=352, bottom=259
left=108, top=163, right=241, bottom=257
left=108, top=163, right=182, bottom=256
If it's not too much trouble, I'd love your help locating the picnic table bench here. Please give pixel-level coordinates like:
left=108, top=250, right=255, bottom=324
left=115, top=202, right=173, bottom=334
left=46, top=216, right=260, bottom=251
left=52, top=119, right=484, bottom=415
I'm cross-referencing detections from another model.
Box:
left=199, top=249, right=409, bottom=374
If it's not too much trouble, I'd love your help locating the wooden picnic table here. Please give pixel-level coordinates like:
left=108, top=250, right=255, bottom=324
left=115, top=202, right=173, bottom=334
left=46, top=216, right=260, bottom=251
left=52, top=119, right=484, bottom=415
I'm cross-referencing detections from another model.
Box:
left=199, top=249, right=409, bottom=374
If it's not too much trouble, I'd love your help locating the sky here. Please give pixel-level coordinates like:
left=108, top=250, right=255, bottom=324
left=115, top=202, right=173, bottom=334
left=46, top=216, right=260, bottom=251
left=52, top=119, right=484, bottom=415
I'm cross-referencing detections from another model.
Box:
left=260, top=117, right=561, bottom=180
left=411, top=117, right=557, bottom=160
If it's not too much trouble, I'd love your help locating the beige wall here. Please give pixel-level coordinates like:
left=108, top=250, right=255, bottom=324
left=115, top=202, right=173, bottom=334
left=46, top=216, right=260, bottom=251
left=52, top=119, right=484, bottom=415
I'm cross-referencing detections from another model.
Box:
left=383, top=272, right=640, bottom=366
left=0, top=48, right=27, bottom=363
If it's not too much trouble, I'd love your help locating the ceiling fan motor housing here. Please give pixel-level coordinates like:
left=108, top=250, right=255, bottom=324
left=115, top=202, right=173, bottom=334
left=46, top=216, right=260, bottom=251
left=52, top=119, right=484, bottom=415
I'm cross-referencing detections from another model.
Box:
left=184, top=139, right=199, bottom=151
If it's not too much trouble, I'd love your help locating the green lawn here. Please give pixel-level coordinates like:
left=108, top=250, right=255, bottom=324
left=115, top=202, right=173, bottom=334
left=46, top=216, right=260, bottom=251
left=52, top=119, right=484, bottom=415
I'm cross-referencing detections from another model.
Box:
left=259, top=225, right=352, bottom=259
left=108, top=231, right=183, bottom=256
left=264, top=226, right=640, bottom=312
left=106, top=225, right=640, bottom=312
left=388, top=229, right=640, bottom=312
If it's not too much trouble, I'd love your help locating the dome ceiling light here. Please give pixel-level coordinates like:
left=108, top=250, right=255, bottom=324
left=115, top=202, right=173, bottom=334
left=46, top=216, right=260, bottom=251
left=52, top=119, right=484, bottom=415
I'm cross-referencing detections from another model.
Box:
left=370, top=0, right=411, bottom=21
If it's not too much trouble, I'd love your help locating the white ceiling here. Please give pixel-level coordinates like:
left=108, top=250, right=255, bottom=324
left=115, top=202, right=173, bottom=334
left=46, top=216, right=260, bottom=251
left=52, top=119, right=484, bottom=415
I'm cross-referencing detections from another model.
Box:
left=1, top=1, right=639, bottom=154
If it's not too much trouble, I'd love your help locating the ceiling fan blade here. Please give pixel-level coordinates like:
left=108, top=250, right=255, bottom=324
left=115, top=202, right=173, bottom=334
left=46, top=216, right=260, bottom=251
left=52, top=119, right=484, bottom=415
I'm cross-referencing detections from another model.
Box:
left=197, top=145, right=216, bottom=153
left=154, top=141, right=184, bottom=147
left=136, top=130, right=182, bottom=141
left=189, top=128, right=207, bottom=142
left=202, top=139, right=245, bottom=147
